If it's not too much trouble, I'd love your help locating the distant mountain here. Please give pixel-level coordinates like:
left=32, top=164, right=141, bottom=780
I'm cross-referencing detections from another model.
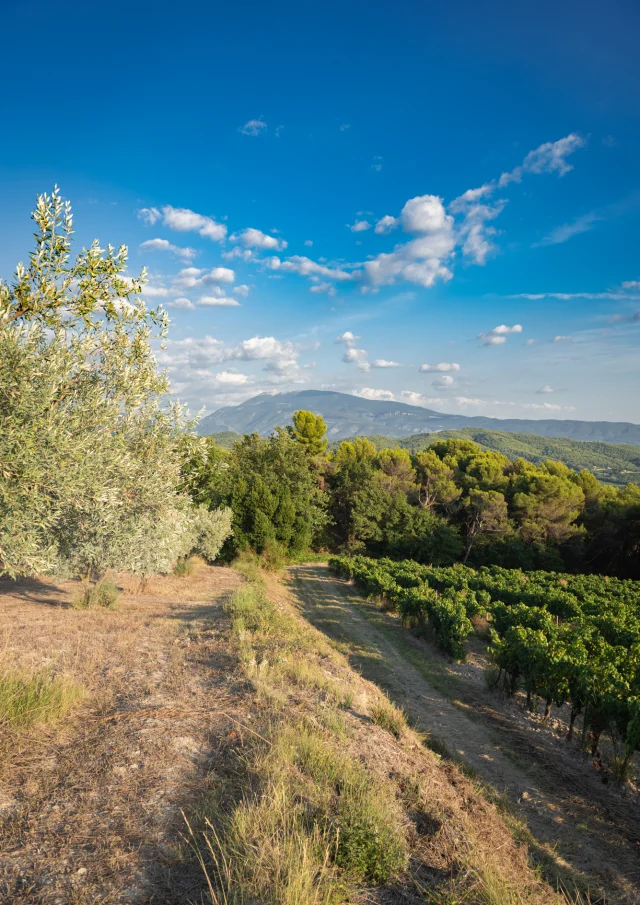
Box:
left=332, top=429, right=640, bottom=486
left=198, top=390, right=640, bottom=446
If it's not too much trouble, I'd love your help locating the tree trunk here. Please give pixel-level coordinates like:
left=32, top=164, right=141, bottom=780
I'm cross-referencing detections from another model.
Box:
left=567, top=705, right=580, bottom=741
left=543, top=698, right=552, bottom=720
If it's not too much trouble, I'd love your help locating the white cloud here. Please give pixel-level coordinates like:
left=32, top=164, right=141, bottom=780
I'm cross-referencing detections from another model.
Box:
left=161, top=205, right=227, bottom=242
left=553, top=335, right=573, bottom=342
left=450, top=185, right=494, bottom=209
left=342, top=347, right=370, bottom=371
left=433, top=375, right=454, bottom=388
left=622, top=280, right=640, bottom=290
left=234, top=227, right=287, bottom=251
left=534, top=212, right=599, bottom=247
left=140, top=238, right=197, bottom=263
left=214, top=370, right=250, bottom=386
left=478, top=324, right=523, bottom=345
left=336, top=331, right=359, bottom=346
left=419, top=362, right=460, bottom=372
left=222, top=247, right=256, bottom=262
left=240, top=119, right=267, bottom=136
left=355, top=387, right=394, bottom=401
left=174, top=266, right=236, bottom=290
left=454, top=396, right=487, bottom=406
left=374, top=215, right=399, bottom=235
left=499, top=133, right=586, bottom=187
left=234, top=284, right=250, bottom=297
left=400, top=390, right=445, bottom=406
left=371, top=359, right=400, bottom=368
left=310, top=282, right=337, bottom=296
left=304, top=239, right=313, bottom=247
left=137, top=207, right=161, bottom=225
left=401, top=195, right=450, bottom=234
left=141, top=283, right=171, bottom=298
left=198, top=295, right=241, bottom=307
left=350, top=220, right=371, bottom=232
left=167, top=297, right=195, bottom=310
left=537, top=385, right=555, bottom=394
left=270, top=255, right=353, bottom=282
left=525, top=339, right=536, bottom=346
left=522, top=402, right=576, bottom=412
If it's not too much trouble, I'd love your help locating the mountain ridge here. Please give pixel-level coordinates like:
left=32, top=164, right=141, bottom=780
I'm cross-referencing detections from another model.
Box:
left=198, top=390, right=640, bottom=445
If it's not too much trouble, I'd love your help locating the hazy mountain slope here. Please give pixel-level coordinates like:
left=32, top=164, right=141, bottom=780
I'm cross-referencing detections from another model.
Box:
left=199, top=390, right=640, bottom=445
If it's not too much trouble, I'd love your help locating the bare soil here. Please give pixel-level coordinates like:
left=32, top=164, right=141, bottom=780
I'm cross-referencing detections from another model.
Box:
left=0, top=565, right=244, bottom=905
left=289, top=564, right=640, bottom=905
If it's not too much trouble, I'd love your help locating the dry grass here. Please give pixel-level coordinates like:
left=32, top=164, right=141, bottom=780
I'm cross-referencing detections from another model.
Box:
left=369, top=698, right=408, bottom=739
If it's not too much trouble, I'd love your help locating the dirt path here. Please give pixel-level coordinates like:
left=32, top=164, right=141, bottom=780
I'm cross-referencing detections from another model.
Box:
left=0, top=566, right=244, bottom=905
left=289, top=564, right=640, bottom=905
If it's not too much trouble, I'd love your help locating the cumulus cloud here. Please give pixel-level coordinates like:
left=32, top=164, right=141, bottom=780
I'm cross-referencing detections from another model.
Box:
left=433, top=375, right=454, bottom=388
left=401, top=195, right=450, bottom=234
left=140, top=238, right=197, bottom=263
left=233, top=227, right=287, bottom=251
left=536, top=385, right=555, bottom=394
left=240, top=119, right=267, bottom=136
left=371, top=359, right=400, bottom=368
left=336, top=331, right=359, bottom=345
left=478, top=324, right=523, bottom=345
left=354, top=387, right=394, bottom=401
left=137, top=207, right=161, bottom=225
left=349, top=220, right=371, bottom=232
left=342, top=347, right=370, bottom=371
left=419, top=362, right=460, bottom=373
left=173, top=267, right=236, bottom=290
left=167, top=297, right=195, bottom=310
left=400, top=391, right=445, bottom=406
left=374, top=215, right=399, bottom=235
left=214, top=370, right=251, bottom=386
left=161, top=205, right=227, bottom=242
left=222, top=247, right=256, bottom=262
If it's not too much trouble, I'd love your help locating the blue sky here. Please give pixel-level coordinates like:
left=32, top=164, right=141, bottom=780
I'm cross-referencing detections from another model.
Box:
left=1, top=0, right=639, bottom=422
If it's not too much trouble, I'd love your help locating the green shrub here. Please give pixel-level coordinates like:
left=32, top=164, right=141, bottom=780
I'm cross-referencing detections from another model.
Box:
left=370, top=700, right=407, bottom=739
left=335, top=773, right=407, bottom=883
left=0, top=668, right=84, bottom=728
left=72, top=580, right=120, bottom=609
left=173, top=555, right=196, bottom=577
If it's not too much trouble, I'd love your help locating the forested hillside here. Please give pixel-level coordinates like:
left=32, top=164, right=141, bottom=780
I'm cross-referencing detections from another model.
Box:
left=331, top=429, right=640, bottom=486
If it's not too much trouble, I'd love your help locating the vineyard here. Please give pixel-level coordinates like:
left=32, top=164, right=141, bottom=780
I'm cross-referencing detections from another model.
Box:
left=329, top=555, right=640, bottom=780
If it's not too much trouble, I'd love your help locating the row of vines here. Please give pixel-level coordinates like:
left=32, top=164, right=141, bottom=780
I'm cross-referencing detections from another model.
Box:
left=329, top=555, right=640, bottom=777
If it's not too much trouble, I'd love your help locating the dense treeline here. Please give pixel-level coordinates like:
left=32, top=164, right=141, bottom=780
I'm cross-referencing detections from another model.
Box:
left=190, top=411, right=640, bottom=578
left=330, top=554, right=640, bottom=779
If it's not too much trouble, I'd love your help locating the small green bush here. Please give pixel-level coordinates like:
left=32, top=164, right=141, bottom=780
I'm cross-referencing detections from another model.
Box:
left=369, top=700, right=407, bottom=739
left=72, top=580, right=120, bottom=609
left=335, top=774, right=407, bottom=883
left=0, top=668, right=84, bottom=728
left=173, top=555, right=196, bottom=577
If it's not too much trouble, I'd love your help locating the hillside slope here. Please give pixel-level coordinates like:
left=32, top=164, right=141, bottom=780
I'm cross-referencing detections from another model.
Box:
left=1, top=563, right=565, bottom=905
left=198, top=390, right=640, bottom=445
left=336, top=428, right=640, bottom=485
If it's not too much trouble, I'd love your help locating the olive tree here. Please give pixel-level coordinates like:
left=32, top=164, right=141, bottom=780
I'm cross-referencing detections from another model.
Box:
left=0, top=188, right=231, bottom=580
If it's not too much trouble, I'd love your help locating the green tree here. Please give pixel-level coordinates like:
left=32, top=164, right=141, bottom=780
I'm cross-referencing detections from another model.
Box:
left=289, top=409, right=328, bottom=456
left=414, top=449, right=461, bottom=511
left=229, top=430, right=326, bottom=555
left=512, top=473, right=585, bottom=545
left=462, top=489, right=510, bottom=563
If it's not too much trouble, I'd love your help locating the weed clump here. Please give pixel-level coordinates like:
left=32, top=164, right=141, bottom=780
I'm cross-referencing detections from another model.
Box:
left=72, top=580, right=120, bottom=609
left=0, top=668, right=84, bottom=728
left=370, top=700, right=407, bottom=739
